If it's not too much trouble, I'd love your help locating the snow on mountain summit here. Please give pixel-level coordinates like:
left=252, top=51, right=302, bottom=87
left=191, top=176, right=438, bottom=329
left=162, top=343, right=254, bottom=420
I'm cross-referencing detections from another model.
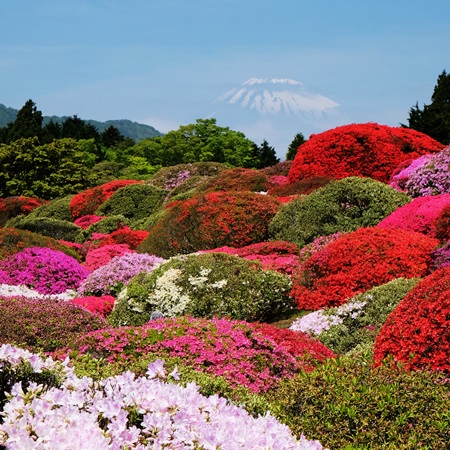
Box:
left=215, top=77, right=339, bottom=117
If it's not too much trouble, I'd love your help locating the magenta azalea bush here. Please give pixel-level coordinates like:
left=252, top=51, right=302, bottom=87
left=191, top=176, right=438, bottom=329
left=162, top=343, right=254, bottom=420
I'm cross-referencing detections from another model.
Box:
left=0, top=247, right=89, bottom=294
left=83, top=244, right=134, bottom=272
left=78, top=252, right=164, bottom=296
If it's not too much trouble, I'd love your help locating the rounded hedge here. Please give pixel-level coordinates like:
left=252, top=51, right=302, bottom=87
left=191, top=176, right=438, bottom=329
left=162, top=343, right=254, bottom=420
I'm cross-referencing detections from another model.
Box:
left=138, top=191, right=281, bottom=258
left=24, top=195, right=74, bottom=222
left=108, top=252, right=294, bottom=326
left=374, top=267, right=450, bottom=373
left=269, top=177, right=411, bottom=248
left=290, top=227, right=438, bottom=310
left=288, top=122, right=443, bottom=184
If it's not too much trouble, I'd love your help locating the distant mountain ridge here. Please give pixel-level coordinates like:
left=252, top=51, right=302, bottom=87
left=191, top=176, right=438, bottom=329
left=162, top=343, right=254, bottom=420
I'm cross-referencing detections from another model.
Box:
left=0, top=103, right=162, bottom=142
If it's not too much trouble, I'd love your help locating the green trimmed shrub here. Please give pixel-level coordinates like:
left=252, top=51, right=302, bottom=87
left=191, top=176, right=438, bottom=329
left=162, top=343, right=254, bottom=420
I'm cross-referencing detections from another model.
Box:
left=5, top=216, right=83, bottom=242
left=108, top=252, right=294, bottom=326
left=95, top=183, right=167, bottom=226
left=269, top=177, right=411, bottom=247
left=24, top=195, right=74, bottom=222
left=266, top=352, right=450, bottom=449
left=75, top=215, right=130, bottom=243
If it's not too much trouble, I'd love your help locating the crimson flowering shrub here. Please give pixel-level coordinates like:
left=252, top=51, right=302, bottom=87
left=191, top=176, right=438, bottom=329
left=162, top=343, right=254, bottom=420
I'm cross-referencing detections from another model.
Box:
left=290, top=227, right=438, bottom=310
left=0, top=295, right=108, bottom=352
left=78, top=252, right=164, bottom=296
left=138, top=191, right=281, bottom=258
left=374, top=267, right=450, bottom=372
left=0, top=228, right=80, bottom=260
left=0, top=196, right=48, bottom=226
left=202, top=241, right=302, bottom=276
left=275, top=195, right=300, bottom=204
left=69, top=295, right=116, bottom=318
left=267, top=177, right=332, bottom=197
left=288, top=123, right=443, bottom=184
left=376, top=194, right=450, bottom=237
left=0, top=247, right=89, bottom=294
left=404, top=145, right=450, bottom=197
left=69, top=180, right=142, bottom=220
left=52, top=316, right=334, bottom=393
left=93, top=226, right=149, bottom=250
left=73, top=214, right=104, bottom=229
left=83, top=244, right=134, bottom=272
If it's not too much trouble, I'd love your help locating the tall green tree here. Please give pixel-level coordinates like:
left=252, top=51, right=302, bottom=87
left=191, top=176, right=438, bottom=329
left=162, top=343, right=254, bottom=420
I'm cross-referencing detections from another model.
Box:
left=286, top=132, right=306, bottom=160
left=253, top=139, right=279, bottom=168
left=405, top=70, right=450, bottom=145
left=6, top=99, right=43, bottom=143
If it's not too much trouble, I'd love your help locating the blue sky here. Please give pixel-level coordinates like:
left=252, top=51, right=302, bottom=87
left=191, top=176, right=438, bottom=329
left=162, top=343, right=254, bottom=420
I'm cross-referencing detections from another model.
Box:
left=1, top=0, right=450, bottom=158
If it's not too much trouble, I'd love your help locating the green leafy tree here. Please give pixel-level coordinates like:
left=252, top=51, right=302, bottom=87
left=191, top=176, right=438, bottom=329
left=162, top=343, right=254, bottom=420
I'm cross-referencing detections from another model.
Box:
left=6, top=99, right=43, bottom=143
left=405, top=70, right=450, bottom=144
left=100, top=125, right=125, bottom=148
left=125, top=118, right=259, bottom=168
left=286, top=132, right=306, bottom=160
left=252, top=139, right=279, bottom=169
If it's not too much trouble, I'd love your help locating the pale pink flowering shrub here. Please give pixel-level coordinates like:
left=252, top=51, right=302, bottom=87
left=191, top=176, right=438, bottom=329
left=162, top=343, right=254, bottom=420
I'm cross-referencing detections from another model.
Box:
left=0, top=247, right=89, bottom=294
left=83, top=244, right=134, bottom=272
left=389, top=154, right=432, bottom=191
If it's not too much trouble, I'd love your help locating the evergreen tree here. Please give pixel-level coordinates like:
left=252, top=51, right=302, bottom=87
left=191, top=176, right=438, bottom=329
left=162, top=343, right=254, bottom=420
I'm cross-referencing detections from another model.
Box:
left=7, top=99, right=43, bottom=143
left=41, top=120, right=62, bottom=143
left=61, top=115, right=100, bottom=141
left=405, top=70, right=450, bottom=144
left=253, top=139, right=279, bottom=168
left=100, top=125, right=125, bottom=147
left=286, top=132, right=306, bottom=160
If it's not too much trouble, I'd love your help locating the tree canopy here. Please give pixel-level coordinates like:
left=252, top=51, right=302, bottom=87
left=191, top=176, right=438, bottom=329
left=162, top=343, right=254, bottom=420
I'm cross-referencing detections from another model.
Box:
left=286, top=132, right=306, bottom=160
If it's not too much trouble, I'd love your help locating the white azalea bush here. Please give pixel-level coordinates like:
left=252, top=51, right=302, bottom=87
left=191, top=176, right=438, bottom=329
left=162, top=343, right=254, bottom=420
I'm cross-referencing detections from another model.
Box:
left=108, top=252, right=295, bottom=327
left=0, top=345, right=325, bottom=449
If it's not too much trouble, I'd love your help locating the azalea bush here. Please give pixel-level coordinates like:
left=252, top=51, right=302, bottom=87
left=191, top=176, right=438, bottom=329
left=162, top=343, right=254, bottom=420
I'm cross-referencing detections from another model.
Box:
left=0, top=247, right=89, bottom=294
left=73, top=214, right=104, bottom=229
left=269, top=176, right=410, bottom=247
left=290, top=227, right=438, bottom=310
left=69, top=179, right=142, bottom=219
left=288, top=123, right=443, bottom=184
left=53, top=316, right=333, bottom=393
left=0, top=195, right=48, bottom=226
left=0, top=348, right=324, bottom=449
left=290, top=278, right=421, bottom=354
left=377, top=194, right=450, bottom=237
left=83, top=244, right=134, bottom=272
left=267, top=176, right=331, bottom=197
left=109, top=252, right=294, bottom=326
left=0, top=296, right=108, bottom=352
left=434, top=204, right=450, bottom=241
left=202, top=240, right=302, bottom=276
left=259, top=160, right=292, bottom=176
left=78, top=252, right=164, bottom=296
left=139, top=191, right=281, bottom=258
left=389, top=154, right=432, bottom=191
left=267, top=352, right=450, bottom=449
left=374, top=267, right=450, bottom=372
left=297, top=232, right=347, bottom=263
left=21, top=194, right=73, bottom=222
left=69, top=295, right=116, bottom=318
left=93, top=226, right=149, bottom=250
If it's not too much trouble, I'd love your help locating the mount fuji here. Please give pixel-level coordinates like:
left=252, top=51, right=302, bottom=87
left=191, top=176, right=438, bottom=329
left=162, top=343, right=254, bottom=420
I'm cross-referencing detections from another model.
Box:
left=206, top=77, right=342, bottom=159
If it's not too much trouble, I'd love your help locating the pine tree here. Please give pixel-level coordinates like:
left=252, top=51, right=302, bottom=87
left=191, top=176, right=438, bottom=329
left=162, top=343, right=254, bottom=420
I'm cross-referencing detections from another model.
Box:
left=286, top=132, right=306, bottom=160
left=7, top=99, right=43, bottom=143
left=253, top=139, right=279, bottom=168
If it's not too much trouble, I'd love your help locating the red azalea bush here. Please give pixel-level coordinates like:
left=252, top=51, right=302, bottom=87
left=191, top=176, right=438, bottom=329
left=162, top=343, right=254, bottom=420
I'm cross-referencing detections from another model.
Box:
left=288, top=123, right=444, bottom=184
left=275, top=195, right=299, bottom=204
left=374, top=267, right=450, bottom=373
left=138, top=191, right=281, bottom=258
left=259, top=160, right=293, bottom=176
left=434, top=204, right=450, bottom=241
left=0, top=196, right=49, bottom=227
left=52, top=316, right=334, bottom=393
left=93, top=226, right=149, bottom=250
left=267, top=177, right=332, bottom=197
left=202, top=241, right=302, bottom=276
left=84, top=244, right=134, bottom=272
left=376, top=194, right=450, bottom=237
left=69, top=180, right=142, bottom=220
left=73, top=214, right=105, bottom=229
left=69, top=295, right=116, bottom=318
left=0, top=228, right=80, bottom=260
left=290, top=227, right=439, bottom=310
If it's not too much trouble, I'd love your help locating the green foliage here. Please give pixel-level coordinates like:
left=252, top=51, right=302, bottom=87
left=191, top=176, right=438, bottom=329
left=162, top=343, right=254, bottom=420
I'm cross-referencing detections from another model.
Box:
left=5, top=99, right=43, bottom=143
left=5, top=216, right=83, bottom=242
left=286, top=132, right=306, bottom=160
left=269, top=176, right=411, bottom=247
left=406, top=70, right=450, bottom=145
left=317, top=278, right=421, bottom=355
left=25, top=195, right=74, bottom=222
left=266, top=353, right=450, bottom=449
left=95, top=183, right=167, bottom=226
left=108, top=252, right=294, bottom=327
left=125, top=118, right=260, bottom=168
left=116, top=155, right=160, bottom=180
left=0, top=137, right=96, bottom=200
left=252, top=139, right=280, bottom=169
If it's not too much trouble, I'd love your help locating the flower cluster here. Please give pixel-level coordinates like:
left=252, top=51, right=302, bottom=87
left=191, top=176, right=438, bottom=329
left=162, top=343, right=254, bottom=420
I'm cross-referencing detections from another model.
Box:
left=288, top=123, right=443, bottom=184
left=298, top=233, right=347, bottom=263
left=93, top=226, right=149, bottom=250
left=69, top=295, right=116, bottom=317
left=73, top=214, right=104, bottom=229
left=404, top=145, right=450, bottom=197
left=84, top=244, right=134, bottom=272
left=0, top=348, right=324, bottom=449
left=389, top=154, right=432, bottom=191
left=377, top=194, right=450, bottom=237
left=374, top=267, right=450, bottom=372
left=290, top=227, right=438, bottom=310
left=0, top=195, right=48, bottom=226
left=0, top=247, right=89, bottom=294
left=54, top=316, right=333, bottom=392
left=78, top=252, right=164, bottom=296
left=69, top=179, right=142, bottom=219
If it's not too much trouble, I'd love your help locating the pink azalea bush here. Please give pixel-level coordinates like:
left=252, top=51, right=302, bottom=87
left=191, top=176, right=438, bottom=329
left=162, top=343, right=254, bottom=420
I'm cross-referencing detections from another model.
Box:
left=53, top=316, right=334, bottom=393
left=83, top=244, right=134, bottom=272
left=377, top=194, right=450, bottom=237
left=0, top=247, right=89, bottom=294
left=73, top=214, right=105, bottom=229
left=389, top=154, right=432, bottom=191
left=78, top=252, right=164, bottom=296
